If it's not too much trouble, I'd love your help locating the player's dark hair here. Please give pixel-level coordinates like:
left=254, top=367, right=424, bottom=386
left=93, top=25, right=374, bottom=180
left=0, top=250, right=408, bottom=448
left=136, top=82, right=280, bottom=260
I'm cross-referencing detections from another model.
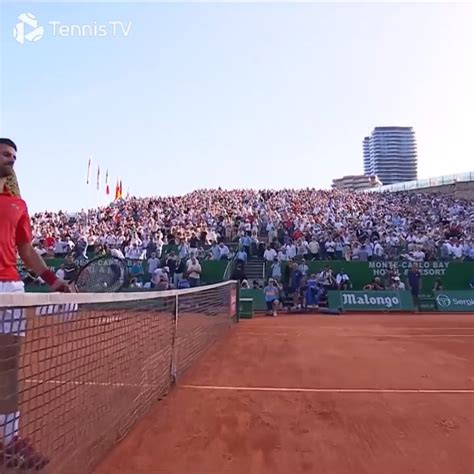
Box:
left=0, top=138, right=17, bottom=151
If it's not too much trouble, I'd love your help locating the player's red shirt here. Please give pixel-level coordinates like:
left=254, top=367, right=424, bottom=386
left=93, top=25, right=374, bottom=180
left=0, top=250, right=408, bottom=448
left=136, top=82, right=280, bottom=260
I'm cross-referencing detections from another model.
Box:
left=0, top=185, right=32, bottom=281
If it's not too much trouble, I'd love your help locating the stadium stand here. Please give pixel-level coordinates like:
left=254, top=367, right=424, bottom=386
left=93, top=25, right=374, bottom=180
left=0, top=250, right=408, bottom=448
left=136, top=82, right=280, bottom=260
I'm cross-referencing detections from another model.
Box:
left=29, top=188, right=473, bottom=264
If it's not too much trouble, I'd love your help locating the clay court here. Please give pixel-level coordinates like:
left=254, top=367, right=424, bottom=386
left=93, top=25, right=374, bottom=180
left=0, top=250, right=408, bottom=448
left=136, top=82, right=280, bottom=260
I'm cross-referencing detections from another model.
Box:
left=90, top=312, right=474, bottom=474
left=14, top=302, right=235, bottom=474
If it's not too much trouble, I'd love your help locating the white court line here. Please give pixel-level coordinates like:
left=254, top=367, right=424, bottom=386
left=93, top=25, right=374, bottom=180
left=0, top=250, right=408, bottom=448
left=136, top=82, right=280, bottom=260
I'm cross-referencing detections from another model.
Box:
left=25, top=379, right=159, bottom=389
left=24, top=379, right=474, bottom=394
left=238, top=326, right=474, bottom=331
left=181, top=385, right=474, bottom=394
left=369, top=335, right=474, bottom=338
left=237, top=333, right=474, bottom=338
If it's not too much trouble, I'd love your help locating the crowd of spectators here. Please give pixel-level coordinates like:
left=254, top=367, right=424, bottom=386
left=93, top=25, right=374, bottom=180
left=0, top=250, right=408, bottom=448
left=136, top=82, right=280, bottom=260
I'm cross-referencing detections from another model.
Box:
left=29, top=188, right=473, bottom=268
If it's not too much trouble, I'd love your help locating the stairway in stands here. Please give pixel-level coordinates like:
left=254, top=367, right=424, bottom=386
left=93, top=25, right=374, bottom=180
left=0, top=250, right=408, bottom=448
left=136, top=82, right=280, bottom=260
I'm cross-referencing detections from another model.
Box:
left=245, top=257, right=265, bottom=282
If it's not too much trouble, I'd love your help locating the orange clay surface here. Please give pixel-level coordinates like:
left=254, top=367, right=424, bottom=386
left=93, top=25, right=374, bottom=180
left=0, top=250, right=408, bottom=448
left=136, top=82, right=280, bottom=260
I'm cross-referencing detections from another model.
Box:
left=95, top=313, right=474, bottom=474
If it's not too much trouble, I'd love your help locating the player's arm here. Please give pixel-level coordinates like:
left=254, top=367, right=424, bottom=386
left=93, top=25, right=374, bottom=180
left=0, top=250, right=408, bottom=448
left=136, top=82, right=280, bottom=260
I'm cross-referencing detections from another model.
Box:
left=15, top=200, right=71, bottom=292
left=17, top=242, right=70, bottom=292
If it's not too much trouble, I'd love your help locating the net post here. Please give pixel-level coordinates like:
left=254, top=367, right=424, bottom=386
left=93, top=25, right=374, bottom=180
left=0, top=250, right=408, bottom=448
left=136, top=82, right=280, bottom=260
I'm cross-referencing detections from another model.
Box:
left=170, top=293, right=179, bottom=385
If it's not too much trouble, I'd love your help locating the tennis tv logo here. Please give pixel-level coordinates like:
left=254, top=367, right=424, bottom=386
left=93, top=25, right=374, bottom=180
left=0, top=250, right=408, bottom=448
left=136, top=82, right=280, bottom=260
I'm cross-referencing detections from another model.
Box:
left=13, top=12, right=44, bottom=44
left=13, top=12, right=132, bottom=44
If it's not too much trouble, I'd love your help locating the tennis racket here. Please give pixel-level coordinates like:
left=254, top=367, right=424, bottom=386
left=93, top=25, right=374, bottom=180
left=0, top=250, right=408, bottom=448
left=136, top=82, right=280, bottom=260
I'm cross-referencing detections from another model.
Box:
left=72, top=256, right=129, bottom=293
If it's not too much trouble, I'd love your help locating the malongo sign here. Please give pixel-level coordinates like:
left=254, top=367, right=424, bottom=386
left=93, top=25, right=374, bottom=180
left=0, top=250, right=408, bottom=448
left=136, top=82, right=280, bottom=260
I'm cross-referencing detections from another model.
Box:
left=342, top=292, right=400, bottom=308
left=329, top=291, right=414, bottom=312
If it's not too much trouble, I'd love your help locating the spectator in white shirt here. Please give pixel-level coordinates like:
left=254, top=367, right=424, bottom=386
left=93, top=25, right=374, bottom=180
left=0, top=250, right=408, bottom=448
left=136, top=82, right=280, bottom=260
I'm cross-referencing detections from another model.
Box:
left=106, top=234, right=116, bottom=247
left=336, top=269, right=351, bottom=290
left=55, top=265, right=66, bottom=280
left=129, top=278, right=143, bottom=289
left=343, top=244, right=352, bottom=262
left=319, top=266, right=334, bottom=289
left=125, top=243, right=142, bottom=260
left=277, top=248, right=289, bottom=262
left=158, top=267, right=171, bottom=290
left=439, top=240, right=450, bottom=260
left=218, top=242, right=230, bottom=260
left=54, top=237, right=70, bottom=257
left=357, top=243, right=370, bottom=262
left=298, top=259, right=309, bottom=276
left=186, top=256, right=202, bottom=287
left=412, top=246, right=426, bottom=262
left=147, top=252, right=160, bottom=274
left=285, top=242, right=297, bottom=260
left=151, top=268, right=164, bottom=289
left=271, top=259, right=282, bottom=281
left=390, top=276, right=406, bottom=291
left=178, top=241, right=189, bottom=260
left=268, top=227, right=278, bottom=244
left=366, top=241, right=374, bottom=260
left=373, top=240, right=384, bottom=260
left=209, top=242, right=221, bottom=260
left=155, top=237, right=164, bottom=258
left=452, top=242, right=463, bottom=260
left=296, top=239, right=309, bottom=257
left=335, top=237, right=344, bottom=260
left=234, top=247, right=248, bottom=263
left=110, top=246, right=125, bottom=260
left=34, top=243, right=48, bottom=257
left=263, top=246, right=277, bottom=262
left=308, top=237, right=320, bottom=260
left=325, top=239, right=336, bottom=259
left=461, top=240, right=470, bottom=259
left=351, top=243, right=360, bottom=261
left=406, top=234, right=416, bottom=251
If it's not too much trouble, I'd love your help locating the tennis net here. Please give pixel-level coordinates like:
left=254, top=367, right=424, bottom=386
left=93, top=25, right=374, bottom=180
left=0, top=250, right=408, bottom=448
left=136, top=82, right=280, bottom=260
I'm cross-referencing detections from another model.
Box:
left=0, top=280, right=238, bottom=474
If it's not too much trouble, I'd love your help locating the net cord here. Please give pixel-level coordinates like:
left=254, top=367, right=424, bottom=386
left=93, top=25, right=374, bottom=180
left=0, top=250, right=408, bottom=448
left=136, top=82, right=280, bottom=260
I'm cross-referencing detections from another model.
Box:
left=0, top=280, right=238, bottom=307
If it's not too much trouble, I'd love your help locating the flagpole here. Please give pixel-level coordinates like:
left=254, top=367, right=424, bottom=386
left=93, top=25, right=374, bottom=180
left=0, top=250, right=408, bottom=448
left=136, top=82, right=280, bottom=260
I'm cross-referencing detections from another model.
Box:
left=86, top=156, right=92, bottom=227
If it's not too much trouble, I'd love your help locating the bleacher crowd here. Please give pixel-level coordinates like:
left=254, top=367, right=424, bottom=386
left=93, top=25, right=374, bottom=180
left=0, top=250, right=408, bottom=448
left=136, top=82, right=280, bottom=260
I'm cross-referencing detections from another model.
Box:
left=29, top=189, right=473, bottom=265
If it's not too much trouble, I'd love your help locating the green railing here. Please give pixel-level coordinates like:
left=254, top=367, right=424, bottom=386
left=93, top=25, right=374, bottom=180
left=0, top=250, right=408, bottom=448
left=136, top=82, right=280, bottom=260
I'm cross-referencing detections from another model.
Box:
left=364, top=171, right=473, bottom=193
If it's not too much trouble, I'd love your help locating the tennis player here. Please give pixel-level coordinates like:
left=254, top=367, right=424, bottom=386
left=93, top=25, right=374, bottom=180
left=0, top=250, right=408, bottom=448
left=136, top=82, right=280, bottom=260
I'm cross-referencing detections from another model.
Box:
left=0, top=138, right=70, bottom=470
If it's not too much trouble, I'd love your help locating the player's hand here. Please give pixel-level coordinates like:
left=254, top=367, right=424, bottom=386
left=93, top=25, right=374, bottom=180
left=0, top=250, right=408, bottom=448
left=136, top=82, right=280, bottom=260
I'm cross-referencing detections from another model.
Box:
left=51, top=278, right=72, bottom=293
left=40, top=270, right=73, bottom=293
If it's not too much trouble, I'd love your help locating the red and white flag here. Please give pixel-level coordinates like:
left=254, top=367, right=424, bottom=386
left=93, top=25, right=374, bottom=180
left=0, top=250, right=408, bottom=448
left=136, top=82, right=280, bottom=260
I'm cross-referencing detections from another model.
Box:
left=105, top=169, right=110, bottom=195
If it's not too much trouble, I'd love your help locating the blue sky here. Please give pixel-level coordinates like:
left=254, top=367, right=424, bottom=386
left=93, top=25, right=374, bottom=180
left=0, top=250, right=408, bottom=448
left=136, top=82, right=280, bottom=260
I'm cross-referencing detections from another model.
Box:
left=1, top=1, right=472, bottom=213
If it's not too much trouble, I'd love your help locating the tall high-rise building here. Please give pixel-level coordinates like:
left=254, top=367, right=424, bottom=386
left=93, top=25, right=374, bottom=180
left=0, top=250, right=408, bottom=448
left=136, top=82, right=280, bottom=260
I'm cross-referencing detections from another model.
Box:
left=363, top=127, right=417, bottom=185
